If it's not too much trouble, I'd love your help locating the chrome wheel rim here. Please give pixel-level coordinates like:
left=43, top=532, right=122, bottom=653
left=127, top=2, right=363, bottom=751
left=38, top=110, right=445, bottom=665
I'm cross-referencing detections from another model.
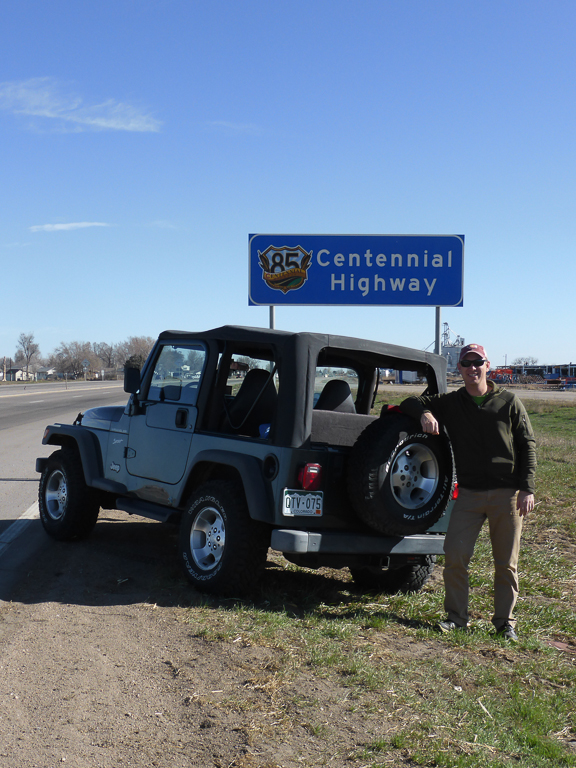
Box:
left=190, top=506, right=226, bottom=571
left=390, top=442, right=439, bottom=509
left=44, top=470, right=68, bottom=521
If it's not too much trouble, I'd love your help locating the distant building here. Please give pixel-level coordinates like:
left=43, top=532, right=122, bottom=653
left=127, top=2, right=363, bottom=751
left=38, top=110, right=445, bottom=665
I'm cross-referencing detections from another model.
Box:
left=490, top=363, right=576, bottom=387
left=4, top=365, right=34, bottom=382
left=441, top=344, right=465, bottom=372
left=440, top=323, right=466, bottom=373
left=36, top=367, right=59, bottom=381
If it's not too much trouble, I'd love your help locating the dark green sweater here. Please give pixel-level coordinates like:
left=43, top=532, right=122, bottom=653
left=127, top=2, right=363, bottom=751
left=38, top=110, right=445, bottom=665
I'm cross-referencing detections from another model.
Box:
left=400, top=383, right=536, bottom=494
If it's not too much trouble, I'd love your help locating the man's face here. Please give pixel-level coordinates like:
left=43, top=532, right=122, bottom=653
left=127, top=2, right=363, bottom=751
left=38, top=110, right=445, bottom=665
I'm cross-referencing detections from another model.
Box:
left=458, top=352, right=491, bottom=388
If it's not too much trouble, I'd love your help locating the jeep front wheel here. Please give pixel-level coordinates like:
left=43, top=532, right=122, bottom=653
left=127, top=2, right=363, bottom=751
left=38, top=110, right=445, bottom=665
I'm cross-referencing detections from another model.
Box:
left=38, top=448, right=100, bottom=541
left=178, top=480, right=269, bottom=595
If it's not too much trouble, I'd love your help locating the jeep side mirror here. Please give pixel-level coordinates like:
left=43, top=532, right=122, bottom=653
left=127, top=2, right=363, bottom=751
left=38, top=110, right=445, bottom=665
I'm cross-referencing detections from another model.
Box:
left=124, top=366, right=141, bottom=394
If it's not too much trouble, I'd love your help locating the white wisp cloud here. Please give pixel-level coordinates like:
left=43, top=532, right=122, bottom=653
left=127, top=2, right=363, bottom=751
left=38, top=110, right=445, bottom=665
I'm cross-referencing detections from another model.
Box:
left=29, top=222, right=111, bottom=232
left=0, top=77, right=162, bottom=133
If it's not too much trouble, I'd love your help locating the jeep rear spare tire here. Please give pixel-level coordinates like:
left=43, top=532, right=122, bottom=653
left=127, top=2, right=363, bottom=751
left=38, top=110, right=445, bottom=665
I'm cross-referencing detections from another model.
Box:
left=347, top=415, right=453, bottom=536
left=178, top=480, right=270, bottom=595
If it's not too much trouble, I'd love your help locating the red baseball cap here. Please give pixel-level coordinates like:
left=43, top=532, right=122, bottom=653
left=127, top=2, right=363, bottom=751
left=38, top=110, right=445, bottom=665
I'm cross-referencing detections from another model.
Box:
left=459, top=343, right=488, bottom=362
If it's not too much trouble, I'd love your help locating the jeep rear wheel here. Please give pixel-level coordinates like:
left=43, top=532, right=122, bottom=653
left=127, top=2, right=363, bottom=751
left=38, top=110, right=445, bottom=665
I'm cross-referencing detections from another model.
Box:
left=179, top=480, right=270, bottom=595
left=350, top=555, right=436, bottom=594
left=347, top=415, right=453, bottom=535
left=38, top=448, right=100, bottom=541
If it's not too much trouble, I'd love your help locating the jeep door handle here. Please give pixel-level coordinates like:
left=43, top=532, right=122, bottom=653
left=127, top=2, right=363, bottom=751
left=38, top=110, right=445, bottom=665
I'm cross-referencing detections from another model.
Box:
left=175, top=409, right=188, bottom=428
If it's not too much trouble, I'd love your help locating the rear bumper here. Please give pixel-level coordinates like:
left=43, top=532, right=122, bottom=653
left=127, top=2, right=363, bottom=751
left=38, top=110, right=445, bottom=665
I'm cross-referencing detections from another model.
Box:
left=270, top=529, right=445, bottom=556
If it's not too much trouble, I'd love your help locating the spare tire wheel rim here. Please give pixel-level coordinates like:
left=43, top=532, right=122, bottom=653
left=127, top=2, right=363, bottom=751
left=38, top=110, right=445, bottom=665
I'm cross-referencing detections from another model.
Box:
left=389, top=440, right=439, bottom=509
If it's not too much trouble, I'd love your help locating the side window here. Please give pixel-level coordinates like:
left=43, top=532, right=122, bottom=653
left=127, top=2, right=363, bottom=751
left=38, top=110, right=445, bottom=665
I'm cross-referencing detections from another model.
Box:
left=147, top=344, right=206, bottom=405
left=219, top=352, right=278, bottom=438
left=227, top=354, right=278, bottom=396
left=314, top=366, right=358, bottom=411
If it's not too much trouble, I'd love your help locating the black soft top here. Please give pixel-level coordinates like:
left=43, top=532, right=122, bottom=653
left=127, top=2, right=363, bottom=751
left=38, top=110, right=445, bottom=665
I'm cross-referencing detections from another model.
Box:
left=158, top=325, right=445, bottom=376
left=155, top=325, right=446, bottom=446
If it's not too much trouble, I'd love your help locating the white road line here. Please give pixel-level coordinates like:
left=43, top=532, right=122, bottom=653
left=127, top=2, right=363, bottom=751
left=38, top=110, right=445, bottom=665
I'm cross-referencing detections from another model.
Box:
left=0, top=384, right=124, bottom=400
left=0, top=502, right=40, bottom=557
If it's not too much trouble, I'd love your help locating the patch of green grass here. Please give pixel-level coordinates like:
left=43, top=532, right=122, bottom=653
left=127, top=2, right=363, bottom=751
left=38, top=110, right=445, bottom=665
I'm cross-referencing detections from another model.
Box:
left=179, top=400, right=576, bottom=767
left=360, top=646, right=576, bottom=767
left=523, top=401, right=576, bottom=538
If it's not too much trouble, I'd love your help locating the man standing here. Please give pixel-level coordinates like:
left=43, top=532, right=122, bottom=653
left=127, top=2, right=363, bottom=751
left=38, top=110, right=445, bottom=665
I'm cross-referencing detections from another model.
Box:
left=400, top=343, right=536, bottom=641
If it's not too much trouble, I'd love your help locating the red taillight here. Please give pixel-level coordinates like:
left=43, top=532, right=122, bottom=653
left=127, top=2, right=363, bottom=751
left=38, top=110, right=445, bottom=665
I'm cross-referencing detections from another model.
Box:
left=451, top=482, right=459, bottom=500
left=298, top=463, right=322, bottom=491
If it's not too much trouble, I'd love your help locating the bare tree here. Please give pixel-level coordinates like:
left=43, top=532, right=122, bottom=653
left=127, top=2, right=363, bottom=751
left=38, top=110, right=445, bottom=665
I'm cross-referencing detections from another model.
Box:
left=44, top=335, right=155, bottom=377
left=233, top=355, right=261, bottom=371
left=93, top=342, right=116, bottom=369
left=16, top=332, right=40, bottom=379
left=115, top=336, right=155, bottom=367
left=50, top=341, right=96, bottom=377
left=512, top=356, right=538, bottom=366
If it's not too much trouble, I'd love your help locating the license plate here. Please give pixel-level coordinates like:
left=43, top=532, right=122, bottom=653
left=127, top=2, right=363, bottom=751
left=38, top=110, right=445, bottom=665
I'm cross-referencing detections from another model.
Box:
left=283, top=489, right=323, bottom=516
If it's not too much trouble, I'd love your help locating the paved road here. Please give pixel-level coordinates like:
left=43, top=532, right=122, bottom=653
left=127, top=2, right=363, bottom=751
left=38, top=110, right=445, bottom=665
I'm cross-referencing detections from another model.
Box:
left=0, top=381, right=128, bottom=527
left=0, top=381, right=129, bottom=595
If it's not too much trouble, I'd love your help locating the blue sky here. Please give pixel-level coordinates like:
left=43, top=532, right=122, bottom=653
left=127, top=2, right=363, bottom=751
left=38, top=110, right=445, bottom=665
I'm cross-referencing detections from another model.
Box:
left=1, top=0, right=574, bottom=368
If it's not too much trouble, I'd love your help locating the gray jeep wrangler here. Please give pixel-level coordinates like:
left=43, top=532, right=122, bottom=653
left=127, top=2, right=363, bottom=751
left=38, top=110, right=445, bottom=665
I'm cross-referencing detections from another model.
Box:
left=36, top=326, right=455, bottom=596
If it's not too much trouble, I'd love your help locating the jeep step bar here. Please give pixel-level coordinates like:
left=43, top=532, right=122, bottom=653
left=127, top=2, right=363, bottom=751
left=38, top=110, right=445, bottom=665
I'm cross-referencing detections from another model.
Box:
left=115, top=498, right=180, bottom=524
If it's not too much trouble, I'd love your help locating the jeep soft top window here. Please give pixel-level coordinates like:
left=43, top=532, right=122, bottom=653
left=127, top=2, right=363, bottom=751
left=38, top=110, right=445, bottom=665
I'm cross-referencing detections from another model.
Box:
left=314, top=346, right=430, bottom=416
left=314, top=367, right=358, bottom=410
left=147, top=344, right=206, bottom=405
left=216, top=352, right=278, bottom=438
left=227, top=354, right=278, bottom=396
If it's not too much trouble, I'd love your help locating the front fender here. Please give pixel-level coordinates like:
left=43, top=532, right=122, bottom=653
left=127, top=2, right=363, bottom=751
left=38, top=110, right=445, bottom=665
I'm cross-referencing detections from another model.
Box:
left=39, top=425, right=104, bottom=487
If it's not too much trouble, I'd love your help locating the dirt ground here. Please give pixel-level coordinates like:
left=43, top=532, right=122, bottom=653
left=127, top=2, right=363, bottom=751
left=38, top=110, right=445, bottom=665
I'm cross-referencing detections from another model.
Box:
left=0, top=511, right=437, bottom=768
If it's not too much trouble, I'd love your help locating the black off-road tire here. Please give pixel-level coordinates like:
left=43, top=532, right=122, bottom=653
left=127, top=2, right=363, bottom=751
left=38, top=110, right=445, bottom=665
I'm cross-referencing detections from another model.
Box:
left=350, top=555, right=436, bottom=594
left=179, top=480, right=270, bottom=595
left=347, top=414, right=453, bottom=536
left=38, top=448, right=100, bottom=541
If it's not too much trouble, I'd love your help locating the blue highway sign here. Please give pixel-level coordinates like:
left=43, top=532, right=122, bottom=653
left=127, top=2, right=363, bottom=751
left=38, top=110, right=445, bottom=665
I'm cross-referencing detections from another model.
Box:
left=249, top=234, right=464, bottom=307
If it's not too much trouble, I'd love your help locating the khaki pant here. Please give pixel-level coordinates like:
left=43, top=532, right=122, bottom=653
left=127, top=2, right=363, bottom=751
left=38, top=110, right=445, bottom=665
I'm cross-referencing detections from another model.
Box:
left=443, top=488, right=523, bottom=630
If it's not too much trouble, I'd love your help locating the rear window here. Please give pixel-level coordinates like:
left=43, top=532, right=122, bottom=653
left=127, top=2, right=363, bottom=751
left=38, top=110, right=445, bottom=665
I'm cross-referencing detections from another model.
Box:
left=314, top=367, right=358, bottom=406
